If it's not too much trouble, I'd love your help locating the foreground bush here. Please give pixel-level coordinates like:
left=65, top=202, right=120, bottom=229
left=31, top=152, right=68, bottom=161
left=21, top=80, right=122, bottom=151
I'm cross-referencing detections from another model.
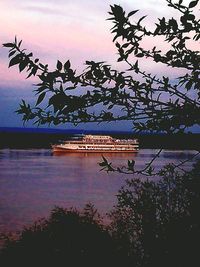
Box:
left=110, top=162, right=200, bottom=267
left=0, top=204, right=126, bottom=267
left=1, top=162, right=200, bottom=267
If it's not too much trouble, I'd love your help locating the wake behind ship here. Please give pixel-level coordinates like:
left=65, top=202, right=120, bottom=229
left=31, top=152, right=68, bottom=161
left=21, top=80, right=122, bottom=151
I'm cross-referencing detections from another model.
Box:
left=52, top=135, right=139, bottom=153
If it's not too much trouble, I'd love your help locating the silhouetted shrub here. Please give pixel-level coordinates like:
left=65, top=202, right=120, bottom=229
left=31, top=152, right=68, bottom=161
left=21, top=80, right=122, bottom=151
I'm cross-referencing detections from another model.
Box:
left=109, top=161, right=200, bottom=267
left=0, top=204, right=126, bottom=267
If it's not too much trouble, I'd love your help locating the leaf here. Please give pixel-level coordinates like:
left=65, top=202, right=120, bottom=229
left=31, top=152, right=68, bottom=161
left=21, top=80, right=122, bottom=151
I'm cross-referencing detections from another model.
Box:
left=189, top=0, right=198, bottom=8
left=115, top=42, right=121, bottom=48
left=35, top=85, right=47, bottom=94
left=26, top=66, right=38, bottom=78
left=57, top=60, right=62, bottom=71
left=134, top=60, right=139, bottom=73
left=9, top=50, right=16, bottom=57
left=117, top=57, right=123, bottom=62
left=102, top=156, right=108, bottom=164
left=127, top=10, right=139, bottom=17
left=186, top=14, right=195, bottom=20
left=154, top=54, right=161, bottom=62
left=32, top=66, right=38, bottom=76
left=194, top=33, right=200, bottom=40
left=3, top=43, right=14, bottom=48
left=113, top=4, right=123, bottom=13
left=39, top=63, right=45, bottom=69
left=138, top=15, right=147, bottom=24
left=137, top=53, right=144, bottom=57
left=108, top=104, right=114, bottom=110
left=36, top=92, right=46, bottom=106
left=19, top=60, right=28, bottom=72
left=18, top=40, right=22, bottom=47
left=9, top=55, right=21, bottom=67
left=85, top=60, right=92, bottom=65
left=154, top=25, right=160, bottom=35
left=64, top=60, right=71, bottom=71
left=99, top=161, right=106, bottom=167
left=122, top=43, right=130, bottom=48
left=27, top=53, right=33, bottom=58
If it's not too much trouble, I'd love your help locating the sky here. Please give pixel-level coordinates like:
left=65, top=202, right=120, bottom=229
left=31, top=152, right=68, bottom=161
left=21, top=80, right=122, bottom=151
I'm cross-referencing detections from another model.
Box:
left=0, top=0, right=198, bottom=132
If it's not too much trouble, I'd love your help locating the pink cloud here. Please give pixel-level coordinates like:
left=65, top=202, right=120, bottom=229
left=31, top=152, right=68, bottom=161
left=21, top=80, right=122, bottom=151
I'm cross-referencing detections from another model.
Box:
left=0, top=0, right=197, bottom=87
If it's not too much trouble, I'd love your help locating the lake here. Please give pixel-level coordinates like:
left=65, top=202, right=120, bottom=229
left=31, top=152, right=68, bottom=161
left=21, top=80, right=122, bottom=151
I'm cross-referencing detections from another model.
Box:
left=0, top=149, right=199, bottom=233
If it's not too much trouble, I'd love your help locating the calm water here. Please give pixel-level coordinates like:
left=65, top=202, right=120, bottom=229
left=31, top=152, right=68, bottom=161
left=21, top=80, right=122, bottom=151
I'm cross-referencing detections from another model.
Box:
left=0, top=149, right=199, bottom=233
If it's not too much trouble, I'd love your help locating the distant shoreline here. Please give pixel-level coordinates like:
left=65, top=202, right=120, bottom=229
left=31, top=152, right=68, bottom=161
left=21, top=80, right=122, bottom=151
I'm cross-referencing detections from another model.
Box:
left=0, top=127, right=199, bottom=150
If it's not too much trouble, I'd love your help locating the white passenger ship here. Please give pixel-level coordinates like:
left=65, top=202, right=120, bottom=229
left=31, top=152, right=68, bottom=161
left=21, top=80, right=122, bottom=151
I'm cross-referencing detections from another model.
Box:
left=52, top=135, right=139, bottom=153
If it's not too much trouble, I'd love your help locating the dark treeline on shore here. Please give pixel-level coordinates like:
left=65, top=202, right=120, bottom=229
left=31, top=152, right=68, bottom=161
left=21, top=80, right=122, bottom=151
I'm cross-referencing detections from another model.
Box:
left=0, top=127, right=199, bottom=149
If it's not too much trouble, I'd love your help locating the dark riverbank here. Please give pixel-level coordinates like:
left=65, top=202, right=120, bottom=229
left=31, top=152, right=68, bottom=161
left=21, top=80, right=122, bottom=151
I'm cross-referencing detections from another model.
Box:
left=0, top=127, right=199, bottom=149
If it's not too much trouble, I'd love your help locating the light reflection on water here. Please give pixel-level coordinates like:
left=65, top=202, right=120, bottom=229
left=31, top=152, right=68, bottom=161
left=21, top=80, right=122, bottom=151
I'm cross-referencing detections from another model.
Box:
left=0, top=149, right=199, bottom=232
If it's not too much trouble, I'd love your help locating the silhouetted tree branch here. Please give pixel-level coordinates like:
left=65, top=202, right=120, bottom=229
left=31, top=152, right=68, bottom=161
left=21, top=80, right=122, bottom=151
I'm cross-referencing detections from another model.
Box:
left=99, top=149, right=200, bottom=176
left=3, top=0, right=200, bottom=134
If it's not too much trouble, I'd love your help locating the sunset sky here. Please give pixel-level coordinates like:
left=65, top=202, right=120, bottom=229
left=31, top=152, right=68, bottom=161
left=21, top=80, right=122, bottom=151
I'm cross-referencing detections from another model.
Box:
left=0, top=0, right=197, bottom=131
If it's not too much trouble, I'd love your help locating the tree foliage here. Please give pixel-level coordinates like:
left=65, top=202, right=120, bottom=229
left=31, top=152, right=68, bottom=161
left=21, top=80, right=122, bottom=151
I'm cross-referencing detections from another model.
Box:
left=109, top=161, right=200, bottom=266
left=3, top=0, right=200, bottom=133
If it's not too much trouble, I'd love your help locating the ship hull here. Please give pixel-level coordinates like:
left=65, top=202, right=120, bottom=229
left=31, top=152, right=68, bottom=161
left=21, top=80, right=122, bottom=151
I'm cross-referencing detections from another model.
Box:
left=52, top=147, right=138, bottom=153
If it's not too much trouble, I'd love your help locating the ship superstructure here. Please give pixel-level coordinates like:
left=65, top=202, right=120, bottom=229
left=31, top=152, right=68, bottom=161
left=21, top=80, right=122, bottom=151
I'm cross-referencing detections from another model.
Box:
left=52, top=135, right=139, bottom=153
